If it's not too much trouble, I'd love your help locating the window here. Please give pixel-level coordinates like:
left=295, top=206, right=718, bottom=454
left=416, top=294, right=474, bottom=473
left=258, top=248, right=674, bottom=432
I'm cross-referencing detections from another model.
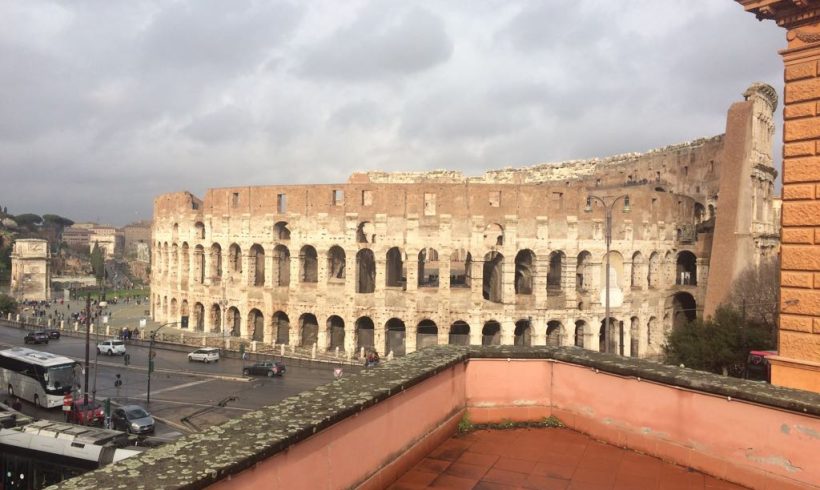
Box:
left=332, top=190, right=344, bottom=206
left=362, top=190, right=373, bottom=206
left=231, top=192, right=239, bottom=208
left=683, top=166, right=689, bottom=176
left=424, top=193, right=436, bottom=216
left=489, top=191, right=501, bottom=207
left=277, top=193, right=287, bottom=214
left=551, top=192, right=564, bottom=212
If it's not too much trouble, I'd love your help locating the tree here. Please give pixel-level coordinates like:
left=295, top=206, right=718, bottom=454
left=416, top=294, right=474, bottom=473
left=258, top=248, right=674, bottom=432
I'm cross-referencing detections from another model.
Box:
left=0, top=243, right=11, bottom=284
left=664, top=306, right=775, bottom=377
left=13, top=214, right=42, bottom=228
left=91, top=242, right=105, bottom=286
left=0, top=293, right=17, bottom=316
left=728, top=257, right=779, bottom=334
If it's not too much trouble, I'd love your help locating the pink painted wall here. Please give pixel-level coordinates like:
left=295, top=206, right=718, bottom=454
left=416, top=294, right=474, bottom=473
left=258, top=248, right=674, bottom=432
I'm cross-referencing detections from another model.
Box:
left=209, top=363, right=466, bottom=490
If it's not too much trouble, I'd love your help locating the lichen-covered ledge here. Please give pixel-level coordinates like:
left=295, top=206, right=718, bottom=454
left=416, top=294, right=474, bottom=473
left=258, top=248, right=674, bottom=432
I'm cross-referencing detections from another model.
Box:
left=53, top=346, right=820, bottom=490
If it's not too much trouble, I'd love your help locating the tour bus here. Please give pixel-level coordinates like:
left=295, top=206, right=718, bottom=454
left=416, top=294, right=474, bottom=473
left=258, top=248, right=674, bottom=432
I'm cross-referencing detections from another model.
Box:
left=0, top=347, right=79, bottom=409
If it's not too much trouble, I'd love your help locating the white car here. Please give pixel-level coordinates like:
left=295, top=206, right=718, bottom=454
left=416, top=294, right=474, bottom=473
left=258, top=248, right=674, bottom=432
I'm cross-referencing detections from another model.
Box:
left=188, top=347, right=220, bottom=363
left=97, top=339, right=126, bottom=356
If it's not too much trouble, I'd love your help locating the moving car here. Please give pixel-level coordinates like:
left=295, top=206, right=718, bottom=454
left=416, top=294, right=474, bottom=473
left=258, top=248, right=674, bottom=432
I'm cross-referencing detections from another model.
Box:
left=111, top=405, right=155, bottom=434
left=187, top=347, right=220, bottom=363
left=67, top=400, right=104, bottom=426
left=97, top=339, right=126, bottom=356
left=23, top=332, right=49, bottom=345
left=45, top=329, right=61, bottom=340
left=243, top=361, right=286, bottom=377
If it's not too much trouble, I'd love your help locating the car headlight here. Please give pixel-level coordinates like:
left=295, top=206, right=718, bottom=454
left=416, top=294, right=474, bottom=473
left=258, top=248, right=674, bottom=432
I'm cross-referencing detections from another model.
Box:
left=131, top=422, right=140, bottom=429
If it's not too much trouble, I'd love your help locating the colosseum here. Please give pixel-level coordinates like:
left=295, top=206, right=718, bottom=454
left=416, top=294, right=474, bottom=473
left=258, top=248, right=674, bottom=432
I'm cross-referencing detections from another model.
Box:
left=150, top=83, right=780, bottom=359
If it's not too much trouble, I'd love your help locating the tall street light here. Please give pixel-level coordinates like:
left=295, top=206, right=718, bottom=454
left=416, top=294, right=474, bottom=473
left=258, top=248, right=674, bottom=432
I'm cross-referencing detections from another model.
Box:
left=585, top=194, right=630, bottom=354
left=147, top=321, right=179, bottom=404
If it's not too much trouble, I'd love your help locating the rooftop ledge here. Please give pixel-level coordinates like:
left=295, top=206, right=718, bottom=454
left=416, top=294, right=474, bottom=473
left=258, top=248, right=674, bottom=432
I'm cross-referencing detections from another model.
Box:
left=55, top=346, right=820, bottom=490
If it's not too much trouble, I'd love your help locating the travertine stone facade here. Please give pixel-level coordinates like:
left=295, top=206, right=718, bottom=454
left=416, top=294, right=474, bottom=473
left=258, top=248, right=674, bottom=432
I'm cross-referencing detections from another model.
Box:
left=151, top=86, right=778, bottom=358
left=738, top=0, right=820, bottom=392
left=10, top=239, right=51, bottom=301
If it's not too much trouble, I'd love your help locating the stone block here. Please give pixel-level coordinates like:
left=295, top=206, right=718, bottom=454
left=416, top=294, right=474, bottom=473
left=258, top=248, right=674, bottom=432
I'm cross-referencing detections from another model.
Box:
left=780, top=314, right=813, bottom=332
left=785, top=61, right=816, bottom=81
left=780, top=287, right=820, bottom=315
left=782, top=244, right=820, bottom=270
left=815, top=272, right=820, bottom=288
left=782, top=271, right=813, bottom=288
left=783, top=183, right=815, bottom=200
left=781, top=228, right=814, bottom=244
left=784, top=101, right=816, bottom=119
left=782, top=201, right=820, bottom=225
left=784, top=117, right=820, bottom=142
left=779, top=330, right=820, bottom=362
left=815, top=318, right=820, bottom=334
left=785, top=77, right=820, bottom=104
left=784, top=141, right=815, bottom=157
left=783, top=156, right=820, bottom=182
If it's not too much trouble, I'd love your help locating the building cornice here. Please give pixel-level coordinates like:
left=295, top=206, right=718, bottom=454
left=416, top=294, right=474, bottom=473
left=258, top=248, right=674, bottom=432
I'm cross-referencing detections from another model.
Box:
left=736, top=0, right=820, bottom=29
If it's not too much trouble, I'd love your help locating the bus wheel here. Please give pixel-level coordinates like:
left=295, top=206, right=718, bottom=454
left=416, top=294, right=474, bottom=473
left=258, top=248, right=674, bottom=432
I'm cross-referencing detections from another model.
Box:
left=34, top=395, right=40, bottom=409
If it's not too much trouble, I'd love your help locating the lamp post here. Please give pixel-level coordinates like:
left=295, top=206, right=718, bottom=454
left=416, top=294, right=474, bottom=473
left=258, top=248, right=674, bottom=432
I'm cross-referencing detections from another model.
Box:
left=584, top=194, right=630, bottom=354
left=147, top=321, right=179, bottom=404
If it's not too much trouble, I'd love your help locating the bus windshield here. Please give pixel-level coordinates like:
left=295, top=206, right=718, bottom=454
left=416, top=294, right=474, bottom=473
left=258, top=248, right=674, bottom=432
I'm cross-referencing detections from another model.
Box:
left=44, top=364, right=78, bottom=394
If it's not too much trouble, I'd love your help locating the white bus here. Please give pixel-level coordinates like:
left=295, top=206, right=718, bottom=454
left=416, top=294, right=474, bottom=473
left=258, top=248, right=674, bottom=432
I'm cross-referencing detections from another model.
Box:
left=0, top=347, right=79, bottom=409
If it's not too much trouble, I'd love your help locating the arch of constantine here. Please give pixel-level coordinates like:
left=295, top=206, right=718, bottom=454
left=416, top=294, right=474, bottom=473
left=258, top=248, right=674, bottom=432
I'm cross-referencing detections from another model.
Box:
left=150, top=84, right=779, bottom=358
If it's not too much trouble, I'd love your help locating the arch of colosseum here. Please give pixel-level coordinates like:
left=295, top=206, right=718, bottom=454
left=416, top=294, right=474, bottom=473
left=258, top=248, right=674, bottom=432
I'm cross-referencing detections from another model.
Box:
left=150, top=84, right=779, bottom=358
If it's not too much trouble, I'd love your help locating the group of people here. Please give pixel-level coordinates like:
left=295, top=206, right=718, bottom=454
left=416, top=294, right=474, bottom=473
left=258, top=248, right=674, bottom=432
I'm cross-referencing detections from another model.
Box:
left=119, top=328, right=135, bottom=340
left=364, top=351, right=380, bottom=367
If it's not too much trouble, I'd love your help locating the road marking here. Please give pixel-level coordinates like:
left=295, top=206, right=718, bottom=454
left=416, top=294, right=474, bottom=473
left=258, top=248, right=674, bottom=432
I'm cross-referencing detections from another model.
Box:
left=134, top=379, right=214, bottom=398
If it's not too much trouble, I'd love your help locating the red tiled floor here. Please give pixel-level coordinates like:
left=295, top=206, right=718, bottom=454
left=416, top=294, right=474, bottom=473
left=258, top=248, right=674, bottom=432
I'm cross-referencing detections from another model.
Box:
left=390, top=428, right=750, bottom=490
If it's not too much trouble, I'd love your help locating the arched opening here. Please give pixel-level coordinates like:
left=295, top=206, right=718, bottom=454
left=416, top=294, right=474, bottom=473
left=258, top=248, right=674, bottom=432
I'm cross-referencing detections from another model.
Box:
left=195, top=222, right=205, bottom=240
left=676, top=251, right=697, bottom=286
left=647, top=316, right=659, bottom=354
left=227, top=307, right=241, bottom=337
left=630, top=317, right=640, bottom=357
left=273, top=245, right=291, bottom=286
left=670, top=292, right=697, bottom=329
left=194, top=245, right=205, bottom=284
left=483, top=223, right=504, bottom=248
left=300, top=245, right=318, bottom=283
left=274, top=221, right=291, bottom=241
left=170, top=298, right=178, bottom=321
left=482, top=252, right=504, bottom=303
left=385, top=318, right=406, bottom=356
left=482, top=320, right=501, bottom=346
left=172, top=223, right=179, bottom=242
left=547, top=251, right=565, bottom=292
left=576, top=251, right=592, bottom=291
left=648, top=252, right=661, bottom=288
left=631, top=252, right=644, bottom=289
left=228, top=243, right=242, bottom=275
left=449, top=321, right=470, bottom=345
left=181, top=299, right=189, bottom=318
left=355, top=317, right=375, bottom=351
left=209, top=243, right=222, bottom=282
left=300, top=313, right=319, bottom=347
left=356, top=221, right=375, bottom=244
left=514, top=319, right=532, bottom=346
left=574, top=320, right=587, bottom=348
left=417, top=248, right=439, bottom=288
left=209, top=304, right=222, bottom=333
left=599, top=318, right=621, bottom=354
left=249, top=309, right=264, bottom=342
left=180, top=243, right=190, bottom=288
left=327, top=246, right=346, bottom=283
left=162, top=296, right=167, bottom=317
left=327, top=316, right=345, bottom=351
left=356, top=249, right=376, bottom=293
left=193, top=302, right=205, bottom=331
left=694, top=203, right=706, bottom=224
left=514, top=250, right=535, bottom=295
left=273, top=311, right=290, bottom=345
left=547, top=320, right=563, bottom=347
left=163, top=243, right=169, bottom=275
left=386, top=247, right=406, bottom=288
left=249, top=244, right=265, bottom=287
left=416, top=319, right=438, bottom=349
left=449, top=249, right=472, bottom=288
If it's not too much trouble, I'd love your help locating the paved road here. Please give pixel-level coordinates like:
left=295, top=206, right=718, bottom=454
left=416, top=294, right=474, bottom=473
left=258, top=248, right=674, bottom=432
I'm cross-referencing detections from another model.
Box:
left=0, top=323, right=340, bottom=442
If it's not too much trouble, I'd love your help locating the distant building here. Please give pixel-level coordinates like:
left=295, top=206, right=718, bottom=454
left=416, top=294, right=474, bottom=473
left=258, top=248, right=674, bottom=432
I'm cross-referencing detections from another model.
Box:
left=62, top=226, right=91, bottom=252
left=122, top=220, right=152, bottom=260
left=89, top=226, right=122, bottom=258
left=10, top=239, right=51, bottom=301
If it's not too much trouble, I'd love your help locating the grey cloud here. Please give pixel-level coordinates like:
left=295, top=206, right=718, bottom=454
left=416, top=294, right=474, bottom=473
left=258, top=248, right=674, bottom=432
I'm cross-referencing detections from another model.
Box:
left=299, top=5, right=453, bottom=81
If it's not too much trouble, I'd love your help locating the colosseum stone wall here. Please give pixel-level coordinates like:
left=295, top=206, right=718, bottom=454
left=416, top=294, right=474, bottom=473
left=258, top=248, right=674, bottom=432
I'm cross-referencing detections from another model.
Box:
left=150, top=84, right=779, bottom=359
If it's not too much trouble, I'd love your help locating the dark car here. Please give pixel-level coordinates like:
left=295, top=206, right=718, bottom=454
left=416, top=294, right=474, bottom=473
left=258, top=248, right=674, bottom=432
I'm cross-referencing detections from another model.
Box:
left=243, top=361, right=286, bottom=377
left=45, top=329, right=61, bottom=339
left=111, top=405, right=155, bottom=434
left=24, top=331, right=49, bottom=344
left=67, top=401, right=104, bottom=426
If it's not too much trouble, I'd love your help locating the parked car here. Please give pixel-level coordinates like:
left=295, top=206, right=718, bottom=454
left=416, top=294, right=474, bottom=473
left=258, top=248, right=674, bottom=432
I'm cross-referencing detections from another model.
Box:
left=243, top=361, right=286, bottom=377
left=67, top=400, right=104, bottom=426
left=111, top=405, right=155, bottom=434
left=45, top=329, right=61, bottom=339
left=188, top=347, right=220, bottom=363
left=24, top=331, right=49, bottom=345
left=97, top=339, right=126, bottom=356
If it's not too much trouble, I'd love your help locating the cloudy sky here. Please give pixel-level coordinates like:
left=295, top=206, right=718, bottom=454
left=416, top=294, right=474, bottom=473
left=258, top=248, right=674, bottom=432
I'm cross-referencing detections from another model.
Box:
left=0, top=0, right=784, bottom=226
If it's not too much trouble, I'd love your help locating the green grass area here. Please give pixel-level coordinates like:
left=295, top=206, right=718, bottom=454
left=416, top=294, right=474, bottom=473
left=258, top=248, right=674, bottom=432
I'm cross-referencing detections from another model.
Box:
left=70, top=287, right=149, bottom=300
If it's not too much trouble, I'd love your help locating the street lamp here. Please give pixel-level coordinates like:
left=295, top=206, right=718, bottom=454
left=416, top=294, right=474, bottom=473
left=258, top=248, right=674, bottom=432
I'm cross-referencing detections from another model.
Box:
left=146, top=321, right=179, bottom=404
left=584, top=194, right=630, bottom=354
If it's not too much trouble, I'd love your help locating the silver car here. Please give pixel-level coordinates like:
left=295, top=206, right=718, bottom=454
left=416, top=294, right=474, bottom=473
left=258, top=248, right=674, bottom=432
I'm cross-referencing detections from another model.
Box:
left=187, top=347, right=220, bottom=363
left=112, top=405, right=155, bottom=434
